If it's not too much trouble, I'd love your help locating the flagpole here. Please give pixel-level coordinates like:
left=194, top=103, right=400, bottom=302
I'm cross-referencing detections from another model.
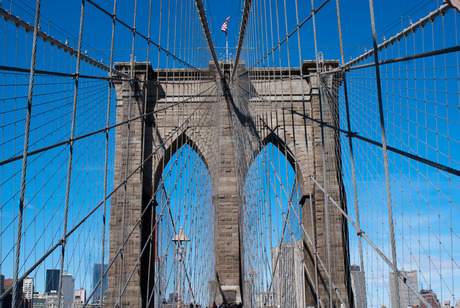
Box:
left=221, top=16, right=230, bottom=61
left=226, top=33, right=228, bottom=61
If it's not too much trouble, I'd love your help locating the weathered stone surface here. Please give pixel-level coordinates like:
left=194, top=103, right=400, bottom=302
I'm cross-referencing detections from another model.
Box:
left=107, top=61, right=351, bottom=308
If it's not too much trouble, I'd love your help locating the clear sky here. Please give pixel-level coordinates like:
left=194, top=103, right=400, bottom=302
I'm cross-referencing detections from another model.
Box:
left=4, top=0, right=446, bottom=67
left=0, top=0, right=458, bottom=307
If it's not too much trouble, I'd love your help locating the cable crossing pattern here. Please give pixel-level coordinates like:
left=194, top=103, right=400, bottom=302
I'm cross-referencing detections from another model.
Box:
left=0, top=0, right=459, bottom=308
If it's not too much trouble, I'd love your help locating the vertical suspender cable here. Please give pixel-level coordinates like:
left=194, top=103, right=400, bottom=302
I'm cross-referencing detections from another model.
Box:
left=292, top=0, right=320, bottom=304
left=335, top=0, right=367, bottom=306
left=309, top=0, right=333, bottom=306
left=12, top=1, right=41, bottom=307
left=59, top=2, right=86, bottom=307
left=367, top=0, right=400, bottom=307
left=118, top=0, right=139, bottom=301
left=145, top=0, right=154, bottom=305
left=100, top=0, right=118, bottom=307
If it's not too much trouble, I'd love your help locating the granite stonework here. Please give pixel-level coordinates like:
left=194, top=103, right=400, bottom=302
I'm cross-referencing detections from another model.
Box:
left=106, top=61, right=352, bottom=307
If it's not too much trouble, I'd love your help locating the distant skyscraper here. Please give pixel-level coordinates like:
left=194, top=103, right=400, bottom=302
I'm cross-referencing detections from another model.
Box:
left=271, top=240, right=305, bottom=308
left=92, top=264, right=108, bottom=302
left=22, top=278, right=34, bottom=299
left=61, top=272, right=75, bottom=308
left=46, top=269, right=60, bottom=293
left=419, top=289, right=441, bottom=308
left=389, top=270, right=418, bottom=308
left=350, top=265, right=366, bottom=308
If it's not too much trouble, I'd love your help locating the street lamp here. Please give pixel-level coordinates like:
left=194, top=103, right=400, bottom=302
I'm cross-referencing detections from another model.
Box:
left=172, top=227, right=190, bottom=308
left=249, top=270, right=257, bottom=308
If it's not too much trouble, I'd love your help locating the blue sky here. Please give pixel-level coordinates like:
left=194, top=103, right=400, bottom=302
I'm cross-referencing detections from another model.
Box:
left=2, top=0, right=446, bottom=68
left=0, top=0, right=459, bottom=306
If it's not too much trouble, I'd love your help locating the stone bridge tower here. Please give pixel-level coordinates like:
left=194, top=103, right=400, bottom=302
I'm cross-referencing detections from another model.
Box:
left=106, top=61, right=352, bottom=307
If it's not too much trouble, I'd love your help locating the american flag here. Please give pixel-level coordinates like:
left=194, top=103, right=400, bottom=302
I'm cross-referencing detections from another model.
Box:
left=221, top=16, right=230, bottom=35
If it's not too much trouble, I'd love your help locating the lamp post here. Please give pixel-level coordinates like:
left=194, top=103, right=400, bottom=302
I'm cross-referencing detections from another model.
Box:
left=249, top=270, right=257, bottom=308
left=172, top=227, right=190, bottom=308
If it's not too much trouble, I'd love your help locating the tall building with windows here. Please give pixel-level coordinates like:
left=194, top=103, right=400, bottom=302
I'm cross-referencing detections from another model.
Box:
left=389, top=270, right=418, bottom=308
left=255, top=290, right=276, bottom=307
left=61, top=272, right=75, bottom=308
left=22, top=278, right=34, bottom=300
left=46, top=290, right=61, bottom=308
left=32, top=293, right=46, bottom=307
left=44, top=270, right=73, bottom=308
left=350, top=265, right=366, bottom=308
left=92, top=264, right=108, bottom=303
left=45, top=270, right=60, bottom=293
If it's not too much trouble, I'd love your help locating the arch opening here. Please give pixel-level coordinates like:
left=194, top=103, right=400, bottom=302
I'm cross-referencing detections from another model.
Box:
left=242, top=141, right=305, bottom=307
left=150, top=143, right=215, bottom=307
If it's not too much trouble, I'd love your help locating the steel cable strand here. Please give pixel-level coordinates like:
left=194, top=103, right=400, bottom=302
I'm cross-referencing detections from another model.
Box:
left=0, top=82, right=216, bottom=167
left=89, top=139, right=208, bottom=306
left=0, top=85, right=216, bottom=300
left=9, top=106, right=108, bottom=272
left=84, top=0, right=199, bottom=71
left=256, top=113, right=409, bottom=307
left=87, top=131, right=210, bottom=306
left=84, top=89, right=218, bottom=303
left=98, top=0, right=118, bottom=305
left=0, top=80, right=109, bottom=242
left=109, top=125, right=214, bottom=307
left=12, top=1, right=41, bottom=305
left=234, top=81, right=460, bottom=177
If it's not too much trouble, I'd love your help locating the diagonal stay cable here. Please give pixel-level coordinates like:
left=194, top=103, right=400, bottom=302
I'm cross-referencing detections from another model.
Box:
left=248, top=0, right=330, bottom=71
left=319, top=3, right=451, bottom=74
left=89, top=91, right=217, bottom=306
left=234, top=79, right=460, bottom=177
left=85, top=0, right=199, bottom=71
left=0, top=7, right=129, bottom=77
left=88, top=138, right=207, bottom=307
left=0, top=83, right=216, bottom=301
left=257, top=114, right=435, bottom=308
left=0, top=83, right=216, bottom=167
left=255, top=133, right=343, bottom=306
